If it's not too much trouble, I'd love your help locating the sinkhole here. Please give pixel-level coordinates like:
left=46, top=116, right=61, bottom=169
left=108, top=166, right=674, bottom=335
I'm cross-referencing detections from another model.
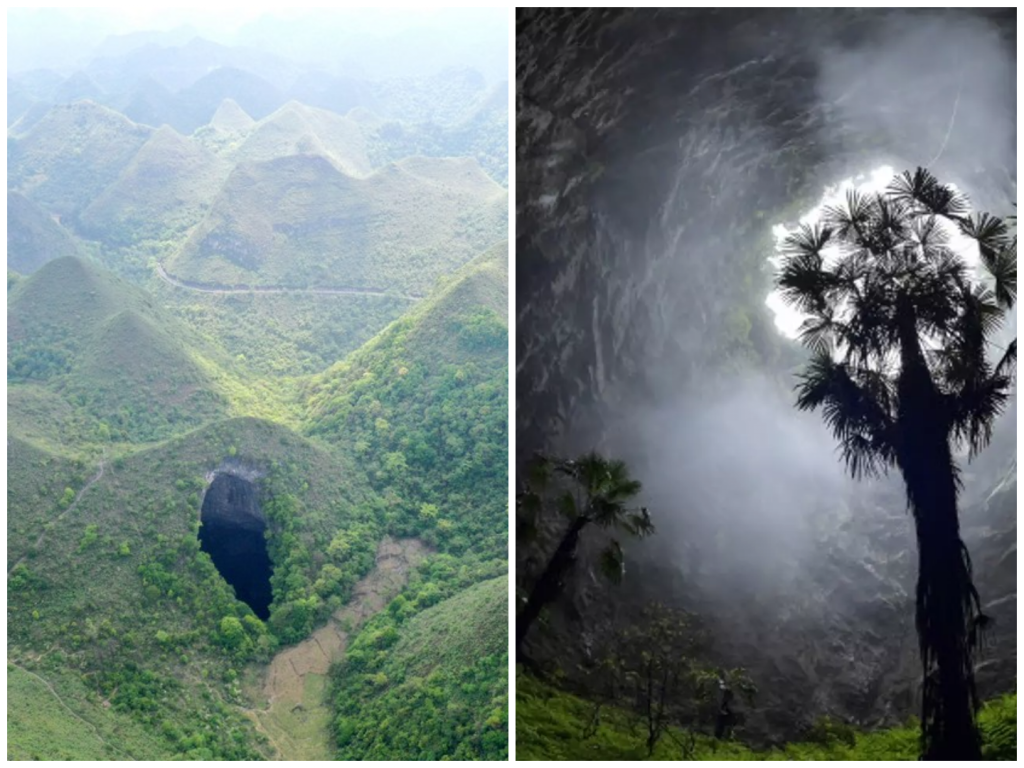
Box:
left=198, top=473, right=273, bottom=620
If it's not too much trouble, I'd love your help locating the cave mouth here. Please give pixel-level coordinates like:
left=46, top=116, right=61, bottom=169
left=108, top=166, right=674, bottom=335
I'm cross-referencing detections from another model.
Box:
left=198, top=473, right=273, bottom=620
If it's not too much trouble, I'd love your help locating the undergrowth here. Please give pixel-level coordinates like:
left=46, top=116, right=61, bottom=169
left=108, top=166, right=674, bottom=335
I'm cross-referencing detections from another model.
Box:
left=516, top=671, right=1016, bottom=761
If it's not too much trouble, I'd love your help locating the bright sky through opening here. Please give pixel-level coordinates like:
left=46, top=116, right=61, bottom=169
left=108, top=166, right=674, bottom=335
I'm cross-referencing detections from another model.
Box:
left=765, top=165, right=982, bottom=339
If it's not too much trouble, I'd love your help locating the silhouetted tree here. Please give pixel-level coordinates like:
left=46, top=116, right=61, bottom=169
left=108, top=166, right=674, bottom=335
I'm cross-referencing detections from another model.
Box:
left=776, top=167, right=1016, bottom=760
left=516, top=452, right=653, bottom=659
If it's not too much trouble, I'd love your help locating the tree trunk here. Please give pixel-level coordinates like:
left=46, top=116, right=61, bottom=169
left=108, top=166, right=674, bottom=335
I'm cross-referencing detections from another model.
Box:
left=914, top=492, right=981, bottom=761
left=516, top=515, right=589, bottom=660
left=895, top=297, right=982, bottom=760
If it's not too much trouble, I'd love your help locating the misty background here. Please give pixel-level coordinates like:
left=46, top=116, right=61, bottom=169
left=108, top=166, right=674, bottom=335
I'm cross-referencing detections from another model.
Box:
left=8, top=7, right=509, bottom=83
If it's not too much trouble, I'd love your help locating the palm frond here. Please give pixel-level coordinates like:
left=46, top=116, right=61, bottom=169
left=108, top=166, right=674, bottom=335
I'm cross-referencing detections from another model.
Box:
left=889, top=167, right=970, bottom=219
left=795, top=352, right=897, bottom=478
left=780, top=222, right=833, bottom=259
left=598, top=540, right=626, bottom=584
left=823, top=188, right=875, bottom=240
left=979, top=239, right=1016, bottom=311
left=840, top=278, right=897, bottom=367
left=776, top=252, right=839, bottom=315
left=911, top=252, right=971, bottom=337
left=796, top=314, right=838, bottom=355
left=620, top=507, right=655, bottom=538
left=910, top=214, right=950, bottom=251
left=994, top=339, right=1016, bottom=383
left=887, top=167, right=931, bottom=207
left=524, top=454, right=554, bottom=491
left=558, top=490, right=578, bottom=519
left=948, top=371, right=1013, bottom=457
left=958, top=212, right=1009, bottom=253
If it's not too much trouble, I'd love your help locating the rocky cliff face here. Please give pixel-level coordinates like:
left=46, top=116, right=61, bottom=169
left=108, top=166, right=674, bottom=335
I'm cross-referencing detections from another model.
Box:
left=516, top=8, right=1016, bottom=743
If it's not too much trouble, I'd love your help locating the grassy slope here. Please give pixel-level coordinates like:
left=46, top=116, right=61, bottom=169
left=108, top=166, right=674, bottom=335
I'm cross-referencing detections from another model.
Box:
left=8, top=101, right=152, bottom=218
left=8, top=662, right=170, bottom=761
left=78, top=124, right=230, bottom=244
left=8, top=191, right=83, bottom=274
left=8, top=416, right=380, bottom=760
left=232, top=100, right=374, bottom=176
left=68, top=308, right=228, bottom=441
left=332, top=576, right=508, bottom=760
left=158, top=287, right=411, bottom=377
left=8, top=256, right=293, bottom=446
left=7, top=435, right=87, bottom=570
left=169, top=153, right=507, bottom=292
left=7, top=386, right=106, bottom=459
left=8, top=81, right=510, bottom=760
left=516, top=673, right=1017, bottom=761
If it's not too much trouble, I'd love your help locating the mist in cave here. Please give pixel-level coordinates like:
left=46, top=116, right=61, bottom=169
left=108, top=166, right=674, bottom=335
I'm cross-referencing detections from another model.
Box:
left=516, top=7, right=1016, bottom=753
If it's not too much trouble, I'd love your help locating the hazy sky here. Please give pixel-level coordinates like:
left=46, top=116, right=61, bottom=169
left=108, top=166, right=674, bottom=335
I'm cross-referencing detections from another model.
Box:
left=7, top=7, right=510, bottom=81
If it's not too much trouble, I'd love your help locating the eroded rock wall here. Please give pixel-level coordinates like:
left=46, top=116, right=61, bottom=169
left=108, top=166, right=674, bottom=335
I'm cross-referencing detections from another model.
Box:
left=517, top=7, right=1016, bottom=743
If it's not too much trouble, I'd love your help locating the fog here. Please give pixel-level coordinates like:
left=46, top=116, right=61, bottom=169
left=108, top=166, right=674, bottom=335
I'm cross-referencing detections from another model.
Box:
left=615, top=375, right=867, bottom=600
left=8, top=7, right=509, bottom=83
left=815, top=11, right=1016, bottom=199
left=572, top=9, right=1015, bottom=614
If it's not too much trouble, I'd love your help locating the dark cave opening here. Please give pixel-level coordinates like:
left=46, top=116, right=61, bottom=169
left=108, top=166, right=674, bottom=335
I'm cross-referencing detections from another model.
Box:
left=198, top=473, right=273, bottom=620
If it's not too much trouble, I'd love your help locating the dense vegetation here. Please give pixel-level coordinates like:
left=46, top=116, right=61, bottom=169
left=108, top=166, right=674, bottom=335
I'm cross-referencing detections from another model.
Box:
left=516, top=453, right=653, bottom=657
left=168, top=154, right=506, bottom=293
left=8, top=27, right=508, bottom=761
left=308, top=246, right=508, bottom=560
left=332, top=576, right=508, bottom=759
left=517, top=672, right=1016, bottom=761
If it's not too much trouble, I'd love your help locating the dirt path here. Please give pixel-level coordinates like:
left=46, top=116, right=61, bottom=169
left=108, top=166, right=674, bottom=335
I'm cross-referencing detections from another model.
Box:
left=247, top=536, right=429, bottom=760
left=8, top=661, right=128, bottom=759
left=8, top=458, right=105, bottom=577
left=155, top=263, right=422, bottom=301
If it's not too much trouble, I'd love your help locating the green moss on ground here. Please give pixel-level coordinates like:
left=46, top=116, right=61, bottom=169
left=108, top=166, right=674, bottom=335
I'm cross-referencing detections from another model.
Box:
left=516, top=672, right=1016, bottom=761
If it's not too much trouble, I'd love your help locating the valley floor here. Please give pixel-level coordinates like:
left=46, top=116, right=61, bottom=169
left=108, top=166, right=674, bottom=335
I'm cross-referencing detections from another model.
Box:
left=515, top=672, right=1017, bottom=761
left=243, top=537, right=429, bottom=760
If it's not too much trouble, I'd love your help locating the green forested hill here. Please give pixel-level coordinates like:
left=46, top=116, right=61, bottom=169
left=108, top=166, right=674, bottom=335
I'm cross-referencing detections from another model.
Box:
left=169, top=153, right=506, bottom=291
left=7, top=33, right=508, bottom=759
left=8, top=414, right=393, bottom=759
left=231, top=100, right=374, bottom=175
left=7, top=249, right=509, bottom=758
left=307, top=244, right=508, bottom=559
left=78, top=125, right=230, bottom=244
left=306, top=245, right=510, bottom=759
left=8, top=191, right=84, bottom=274
left=8, top=101, right=153, bottom=218
left=7, top=257, right=285, bottom=445
left=332, top=576, right=509, bottom=760
left=365, top=80, right=510, bottom=184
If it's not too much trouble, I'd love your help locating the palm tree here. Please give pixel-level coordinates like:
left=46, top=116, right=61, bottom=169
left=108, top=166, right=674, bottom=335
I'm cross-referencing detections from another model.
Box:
left=775, top=167, right=1016, bottom=760
left=516, top=452, right=654, bottom=660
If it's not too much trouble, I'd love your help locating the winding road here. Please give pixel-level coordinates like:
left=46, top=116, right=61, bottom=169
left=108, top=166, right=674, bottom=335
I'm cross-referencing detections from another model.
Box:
left=155, top=264, right=423, bottom=301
